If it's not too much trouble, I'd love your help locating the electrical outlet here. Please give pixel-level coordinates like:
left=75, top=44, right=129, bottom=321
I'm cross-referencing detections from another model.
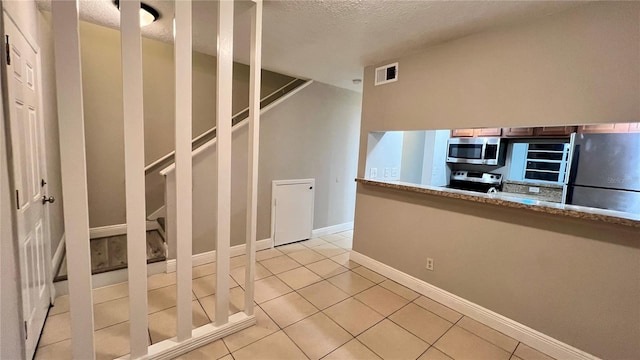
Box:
left=391, top=167, right=398, bottom=178
left=370, top=168, right=377, bottom=178
left=384, top=167, right=391, bottom=178
left=426, top=258, right=434, bottom=271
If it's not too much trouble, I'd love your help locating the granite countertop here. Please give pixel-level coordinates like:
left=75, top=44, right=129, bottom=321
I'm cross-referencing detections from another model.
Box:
left=503, top=180, right=564, bottom=189
left=355, top=178, right=640, bottom=228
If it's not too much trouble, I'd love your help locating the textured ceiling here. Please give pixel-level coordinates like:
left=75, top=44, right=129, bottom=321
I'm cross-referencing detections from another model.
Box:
left=36, top=0, right=585, bottom=91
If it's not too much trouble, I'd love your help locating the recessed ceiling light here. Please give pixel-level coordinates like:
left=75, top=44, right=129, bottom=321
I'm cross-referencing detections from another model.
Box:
left=114, top=1, right=160, bottom=27
left=352, top=79, right=362, bottom=85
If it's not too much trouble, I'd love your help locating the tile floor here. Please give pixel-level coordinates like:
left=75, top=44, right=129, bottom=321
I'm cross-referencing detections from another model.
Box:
left=36, top=231, right=555, bottom=360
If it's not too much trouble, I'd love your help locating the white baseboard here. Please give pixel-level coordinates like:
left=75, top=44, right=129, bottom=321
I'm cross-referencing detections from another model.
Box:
left=89, top=221, right=160, bottom=239
left=147, top=206, right=166, bottom=221
left=51, top=233, right=66, bottom=275
left=311, top=221, right=353, bottom=238
left=349, top=251, right=598, bottom=360
left=166, top=238, right=273, bottom=273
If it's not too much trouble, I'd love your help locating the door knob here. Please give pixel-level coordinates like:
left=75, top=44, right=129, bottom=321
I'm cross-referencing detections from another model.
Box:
left=42, top=196, right=55, bottom=204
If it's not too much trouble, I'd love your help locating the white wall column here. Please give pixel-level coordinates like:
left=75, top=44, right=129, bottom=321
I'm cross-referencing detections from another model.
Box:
left=120, top=0, right=149, bottom=357
left=244, top=0, right=263, bottom=316
left=215, top=0, right=234, bottom=326
left=174, top=0, right=193, bottom=342
left=51, top=1, right=95, bottom=359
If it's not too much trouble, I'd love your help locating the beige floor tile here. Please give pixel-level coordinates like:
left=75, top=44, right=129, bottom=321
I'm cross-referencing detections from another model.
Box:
left=230, top=262, right=272, bottom=287
left=276, top=242, right=307, bottom=254
left=301, top=238, right=330, bottom=248
left=326, top=271, right=375, bottom=296
left=261, top=292, right=318, bottom=328
left=93, top=282, right=128, bottom=304
left=298, top=280, right=350, bottom=310
left=40, top=312, right=71, bottom=346
left=330, top=252, right=361, bottom=269
left=192, top=274, right=239, bottom=299
left=351, top=266, right=386, bottom=283
left=259, top=255, right=301, bottom=274
left=331, top=237, right=353, bottom=249
left=358, top=319, right=429, bottom=360
left=93, top=296, right=130, bottom=330
left=148, top=300, right=210, bottom=343
left=305, top=258, right=348, bottom=278
left=379, top=280, right=419, bottom=301
left=94, top=321, right=131, bottom=360
left=312, top=243, right=347, bottom=258
left=49, top=295, right=70, bottom=316
left=418, top=346, right=453, bottom=360
left=354, top=285, right=409, bottom=316
left=434, top=326, right=511, bottom=360
left=458, top=317, right=518, bottom=353
left=147, top=272, right=177, bottom=290
left=284, top=312, right=353, bottom=360
left=35, top=339, right=72, bottom=360
left=413, top=296, right=463, bottom=323
left=218, top=355, right=233, bottom=360
left=230, top=254, right=247, bottom=269
left=320, top=234, right=344, bottom=243
left=192, top=262, right=216, bottom=279
left=512, top=356, right=524, bottom=360
left=276, top=266, right=322, bottom=290
left=255, top=248, right=283, bottom=261
left=222, top=307, right=279, bottom=352
left=286, top=249, right=325, bottom=265
left=254, top=276, right=294, bottom=304
left=336, top=230, right=353, bottom=238
left=323, top=298, right=384, bottom=336
left=389, top=303, right=453, bottom=344
left=177, top=339, right=229, bottom=360
left=514, top=343, right=556, bottom=360
left=148, top=284, right=178, bottom=313
left=199, top=287, right=247, bottom=321
left=232, top=331, right=308, bottom=360
left=323, top=338, right=382, bottom=360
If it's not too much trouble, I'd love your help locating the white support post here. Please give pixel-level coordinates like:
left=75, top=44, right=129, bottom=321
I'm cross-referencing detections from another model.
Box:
left=120, top=0, right=149, bottom=357
left=174, top=0, right=193, bottom=342
left=215, top=0, right=234, bottom=326
left=51, top=1, right=95, bottom=359
left=244, top=0, right=262, bottom=316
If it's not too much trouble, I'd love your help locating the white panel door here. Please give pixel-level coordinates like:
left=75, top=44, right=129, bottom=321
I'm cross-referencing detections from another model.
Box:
left=272, top=179, right=314, bottom=246
left=4, top=14, right=51, bottom=359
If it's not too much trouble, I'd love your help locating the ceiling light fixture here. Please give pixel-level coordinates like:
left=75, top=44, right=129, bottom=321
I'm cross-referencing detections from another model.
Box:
left=114, top=1, right=160, bottom=27
left=352, top=79, right=362, bottom=85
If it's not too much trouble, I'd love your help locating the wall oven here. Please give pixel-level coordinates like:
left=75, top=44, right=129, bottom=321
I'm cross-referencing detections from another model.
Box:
left=446, top=137, right=505, bottom=165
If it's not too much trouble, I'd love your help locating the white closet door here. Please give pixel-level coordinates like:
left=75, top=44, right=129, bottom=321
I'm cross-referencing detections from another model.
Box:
left=272, top=179, right=314, bottom=246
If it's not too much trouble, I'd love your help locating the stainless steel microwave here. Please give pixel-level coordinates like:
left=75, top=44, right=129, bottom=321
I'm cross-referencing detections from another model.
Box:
left=446, top=137, right=505, bottom=165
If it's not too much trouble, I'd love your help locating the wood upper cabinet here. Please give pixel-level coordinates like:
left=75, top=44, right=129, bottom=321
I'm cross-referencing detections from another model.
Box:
left=474, top=127, right=502, bottom=137
left=502, top=127, right=534, bottom=137
left=451, top=128, right=502, bottom=137
left=533, top=126, right=577, bottom=137
left=451, top=128, right=475, bottom=137
left=578, top=123, right=630, bottom=134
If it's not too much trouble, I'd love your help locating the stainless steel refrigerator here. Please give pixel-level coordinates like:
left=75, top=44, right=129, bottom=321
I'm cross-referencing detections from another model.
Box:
left=566, top=133, right=640, bottom=213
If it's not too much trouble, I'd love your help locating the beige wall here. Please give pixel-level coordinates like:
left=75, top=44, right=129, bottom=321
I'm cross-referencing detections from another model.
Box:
left=167, top=81, right=362, bottom=257
left=79, top=21, right=293, bottom=227
left=354, top=2, right=640, bottom=359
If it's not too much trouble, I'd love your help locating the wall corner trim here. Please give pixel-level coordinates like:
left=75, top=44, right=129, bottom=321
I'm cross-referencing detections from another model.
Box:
left=311, top=222, right=354, bottom=238
left=165, top=238, right=273, bottom=273
left=349, top=251, right=600, bottom=360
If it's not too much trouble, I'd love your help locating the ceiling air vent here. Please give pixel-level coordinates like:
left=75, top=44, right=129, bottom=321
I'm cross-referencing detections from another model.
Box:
left=375, top=62, right=398, bottom=86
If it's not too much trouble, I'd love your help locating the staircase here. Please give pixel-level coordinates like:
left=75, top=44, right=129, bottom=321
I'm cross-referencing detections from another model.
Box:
left=144, top=78, right=312, bottom=222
